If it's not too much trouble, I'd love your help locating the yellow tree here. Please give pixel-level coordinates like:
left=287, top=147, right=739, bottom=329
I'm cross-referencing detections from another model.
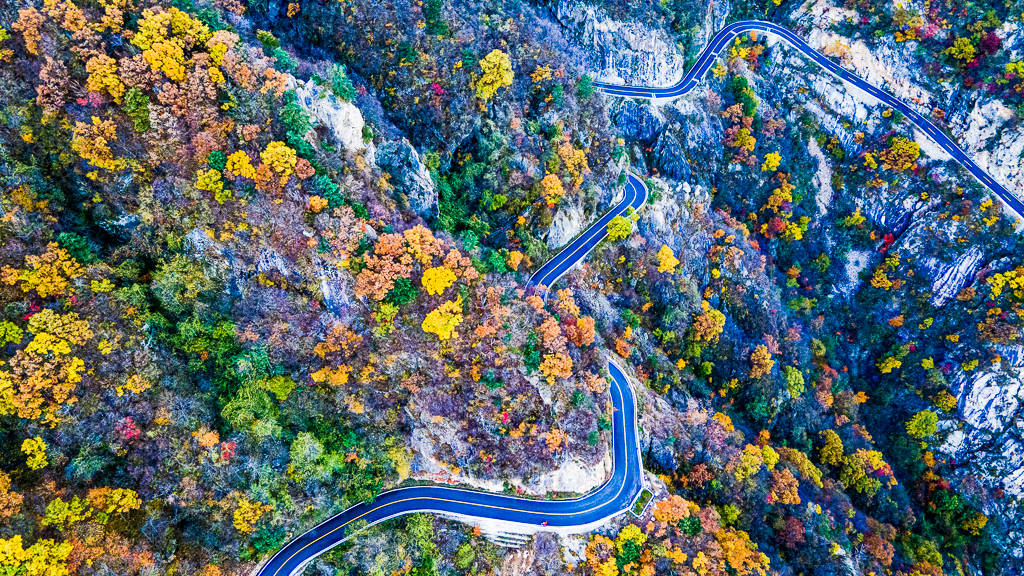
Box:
left=778, top=447, right=823, bottom=488
left=944, top=37, right=976, bottom=64
left=422, top=298, right=464, bottom=341
left=614, top=524, right=647, bottom=554
left=0, top=309, right=92, bottom=424
left=987, top=266, right=1024, bottom=299
left=475, top=49, right=513, bottom=100
left=761, top=151, right=781, bottom=172
left=1, top=243, right=83, bottom=299
left=543, top=429, right=567, bottom=452
left=607, top=216, right=632, bottom=241
left=731, top=127, right=756, bottom=151
left=819, top=429, right=844, bottom=466
left=70, top=116, right=127, bottom=171
left=539, top=174, right=565, bottom=205
left=506, top=250, right=524, bottom=271
left=715, top=528, right=771, bottom=576
left=880, top=136, right=920, bottom=172
left=88, top=487, right=142, bottom=517
left=421, top=266, right=456, bottom=296
left=691, top=300, right=726, bottom=343
left=0, top=535, right=73, bottom=575
left=21, top=437, right=47, bottom=470
left=539, top=352, right=573, bottom=384
left=131, top=7, right=212, bottom=82
left=85, top=54, right=124, bottom=103
left=226, top=150, right=256, bottom=179
left=557, top=139, right=590, bottom=187
left=260, top=141, right=298, bottom=184
left=233, top=497, right=273, bottom=533
left=749, top=344, right=774, bottom=379
left=585, top=535, right=618, bottom=576
left=656, top=244, right=680, bottom=273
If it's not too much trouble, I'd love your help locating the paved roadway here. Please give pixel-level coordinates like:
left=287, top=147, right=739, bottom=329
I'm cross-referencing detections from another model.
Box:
left=593, top=20, right=1024, bottom=219
left=254, top=360, right=643, bottom=576
left=528, top=172, right=649, bottom=291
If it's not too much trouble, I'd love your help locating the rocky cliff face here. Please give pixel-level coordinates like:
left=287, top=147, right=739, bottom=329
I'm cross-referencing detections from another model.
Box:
left=376, top=139, right=439, bottom=219
left=949, top=100, right=1024, bottom=207
left=553, top=0, right=689, bottom=86
left=941, top=360, right=1024, bottom=556
left=546, top=202, right=586, bottom=249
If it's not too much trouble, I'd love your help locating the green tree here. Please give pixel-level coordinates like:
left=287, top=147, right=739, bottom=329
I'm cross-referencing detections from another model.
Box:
left=152, top=255, right=220, bottom=316
left=221, top=383, right=278, bottom=433
left=577, top=74, right=595, bottom=99
left=280, top=91, right=312, bottom=136
left=387, top=277, right=419, bottom=306
left=784, top=366, right=805, bottom=398
left=289, top=432, right=326, bottom=481
left=423, top=0, right=449, bottom=35
left=123, top=88, right=151, bottom=133
left=0, top=321, right=22, bottom=345
left=454, top=543, right=475, bottom=570
left=330, top=64, right=357, bottom=102
left=56, top=232, right=96, bottom=264
left=906, top=409, right=938, bottom=439
left=607, top=215, right=632, bottom=241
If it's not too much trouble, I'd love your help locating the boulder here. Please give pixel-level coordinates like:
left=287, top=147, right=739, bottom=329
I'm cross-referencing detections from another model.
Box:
left=288, top=76, right=371, bottom=155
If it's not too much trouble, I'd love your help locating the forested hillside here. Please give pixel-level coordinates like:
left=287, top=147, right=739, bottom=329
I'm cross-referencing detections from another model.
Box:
left=0, top=0, right=1020, bottom=575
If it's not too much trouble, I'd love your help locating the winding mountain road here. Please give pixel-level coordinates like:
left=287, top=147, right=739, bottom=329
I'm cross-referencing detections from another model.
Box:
left=256, top=19, right=1022, bottom=576
left=593, top=19, right=1024, bottom=219
left=528, top=173, right=648, bottom=290
left=255, top=359, right=643, bottom=576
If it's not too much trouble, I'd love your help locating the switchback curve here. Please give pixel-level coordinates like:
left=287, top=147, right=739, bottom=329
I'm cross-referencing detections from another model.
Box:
left=254, top=358, right=644, bottom=576
left=528, top=172, right=649, bottom=291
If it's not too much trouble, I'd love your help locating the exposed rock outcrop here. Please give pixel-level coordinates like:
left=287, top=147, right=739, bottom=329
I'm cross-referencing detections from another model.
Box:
left=376, top=139, right=438, bottom=219
left=409, top=418, right=611, bottom=497
left=611, top=100, right=665, bottom=143
left=288, top=76, right=371, bottom=155
left=940, top=362, right=1024, bottom=555
left=928, top=246, right=984, bottom=307
left=547, top=202, right=586, bottom=249
left=554, top=0, right=688, bottom=86
left=949, top=99, right=1024, bottom=206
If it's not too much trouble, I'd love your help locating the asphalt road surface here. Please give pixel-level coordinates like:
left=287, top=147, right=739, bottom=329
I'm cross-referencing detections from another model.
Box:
left=593, top=19, right=1024, bottom=219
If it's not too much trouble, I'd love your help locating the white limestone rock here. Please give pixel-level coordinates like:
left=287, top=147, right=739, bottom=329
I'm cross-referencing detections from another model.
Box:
left=554, top=0, right=689, bottom=87
left=546, top=202, right=585, bottom=250
left=928, top=246, right=984, bottom=307
left=288, top=76, right=372, bottom=156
